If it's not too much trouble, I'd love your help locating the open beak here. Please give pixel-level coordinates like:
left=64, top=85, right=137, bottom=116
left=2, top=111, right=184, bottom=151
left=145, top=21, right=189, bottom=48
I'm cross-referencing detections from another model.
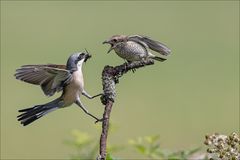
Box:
left=84, top=54, right=92, bottom=62
left=102, top=40, right=109, bottom=44
left=103, top=40, right=114, bottom=53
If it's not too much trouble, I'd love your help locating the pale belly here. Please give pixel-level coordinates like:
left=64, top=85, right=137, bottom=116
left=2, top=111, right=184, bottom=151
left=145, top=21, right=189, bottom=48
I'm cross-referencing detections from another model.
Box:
left=114, top=41, right=148, bottom=62
left=115, top=50, right=141, bottom=61
left=62, top=70, right=84, bottom=107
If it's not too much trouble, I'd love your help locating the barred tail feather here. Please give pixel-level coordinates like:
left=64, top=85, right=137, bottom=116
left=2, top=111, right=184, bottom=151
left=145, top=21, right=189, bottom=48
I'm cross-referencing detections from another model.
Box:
left=17, top=99, right=61, bottom=126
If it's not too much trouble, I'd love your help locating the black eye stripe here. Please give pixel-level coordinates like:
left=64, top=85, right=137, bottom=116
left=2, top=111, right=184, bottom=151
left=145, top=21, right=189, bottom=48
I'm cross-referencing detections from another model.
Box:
left=78, top=53, right=85, bottom=60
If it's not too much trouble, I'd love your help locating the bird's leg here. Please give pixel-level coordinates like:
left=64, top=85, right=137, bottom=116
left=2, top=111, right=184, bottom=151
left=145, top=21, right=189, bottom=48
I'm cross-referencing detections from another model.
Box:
left=75, top=99, right=104, bottom=123
left=123, top=60, right=128, bottom=71
left=141, top=57, right=148, bottom=66
left=127, top=60, right=136, bottom=73
left=82, top=90, right=103, bottom=99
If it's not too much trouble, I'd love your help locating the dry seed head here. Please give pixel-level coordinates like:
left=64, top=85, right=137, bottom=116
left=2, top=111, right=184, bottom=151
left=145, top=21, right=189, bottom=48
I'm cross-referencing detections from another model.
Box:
left=204, top=132, right=239, bottom=160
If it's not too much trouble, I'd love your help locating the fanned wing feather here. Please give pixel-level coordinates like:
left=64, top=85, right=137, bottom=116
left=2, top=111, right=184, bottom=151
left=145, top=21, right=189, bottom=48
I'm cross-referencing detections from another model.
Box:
left=128, top=35, right=171, bottom=56
left=15, top=64, right=72, bottom=96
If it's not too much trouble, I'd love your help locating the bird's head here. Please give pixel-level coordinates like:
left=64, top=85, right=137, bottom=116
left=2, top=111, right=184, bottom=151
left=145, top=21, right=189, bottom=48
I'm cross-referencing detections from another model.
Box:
left=66, top=51, right=92, bottom=71
left=103, top=35, right=127, bottom=53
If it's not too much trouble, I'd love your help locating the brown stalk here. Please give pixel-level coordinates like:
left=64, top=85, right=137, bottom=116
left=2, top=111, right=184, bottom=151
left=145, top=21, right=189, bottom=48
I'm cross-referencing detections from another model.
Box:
left=98, top=60, right=154, bottom=160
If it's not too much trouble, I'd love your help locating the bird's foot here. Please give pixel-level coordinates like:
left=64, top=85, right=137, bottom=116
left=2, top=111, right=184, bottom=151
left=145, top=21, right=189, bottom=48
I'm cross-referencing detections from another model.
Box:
left=95, top=117, right=108, bottom=123
left=125, top=61, right=136, bottom=73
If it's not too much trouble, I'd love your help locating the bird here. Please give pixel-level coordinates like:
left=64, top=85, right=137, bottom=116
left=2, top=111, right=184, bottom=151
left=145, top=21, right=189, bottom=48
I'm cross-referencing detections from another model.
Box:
left=15, top=52, right=103, bottom=126
left=103, top=35, right=171, bottom=63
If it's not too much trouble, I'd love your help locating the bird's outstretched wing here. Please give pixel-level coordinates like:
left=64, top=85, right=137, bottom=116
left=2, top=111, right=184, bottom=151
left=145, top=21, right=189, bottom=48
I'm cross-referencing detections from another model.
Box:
left=128, top=35, right=171, bottom=56
left=15, top=64, right=72, bottom=96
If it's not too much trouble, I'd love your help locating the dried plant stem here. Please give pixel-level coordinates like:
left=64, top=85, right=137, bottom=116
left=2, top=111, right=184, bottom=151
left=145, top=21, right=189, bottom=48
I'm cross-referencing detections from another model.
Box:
left=98, top=60, right=154, bottom=160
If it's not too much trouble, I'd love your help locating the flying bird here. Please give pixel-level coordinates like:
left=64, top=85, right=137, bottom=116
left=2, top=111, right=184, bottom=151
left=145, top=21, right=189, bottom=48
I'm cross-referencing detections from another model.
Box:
left=15, top=52, right=102, bottom=126
left=103, top=35, right=171, bottom=62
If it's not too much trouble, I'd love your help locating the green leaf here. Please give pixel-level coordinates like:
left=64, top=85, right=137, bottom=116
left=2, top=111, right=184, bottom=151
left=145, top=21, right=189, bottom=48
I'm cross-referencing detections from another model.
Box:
left=71, top=130, right=92, bottom=146
left=128, top=139, right=137, bottom=145
left=185, top=147, right=202, bottom=156
left=106, top=153, right=118, bottom=160
left=145, top=135, right=160, bottom=144
left=135, top=144, right=146, bottom=154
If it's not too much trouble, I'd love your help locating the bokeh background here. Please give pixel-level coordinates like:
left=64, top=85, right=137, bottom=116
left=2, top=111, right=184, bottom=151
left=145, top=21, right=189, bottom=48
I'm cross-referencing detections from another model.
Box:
left=1, top=1, right=239, bottom=159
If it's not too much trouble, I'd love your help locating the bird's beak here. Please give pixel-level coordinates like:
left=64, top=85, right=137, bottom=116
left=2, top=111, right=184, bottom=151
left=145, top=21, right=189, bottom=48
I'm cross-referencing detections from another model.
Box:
left=102, top=40, right=113, bottom=53
left=107, top=46, right=114, bottom=53
left=84, top=54, right=92, bottom=62
left=102, top=40, right=109, bottom=44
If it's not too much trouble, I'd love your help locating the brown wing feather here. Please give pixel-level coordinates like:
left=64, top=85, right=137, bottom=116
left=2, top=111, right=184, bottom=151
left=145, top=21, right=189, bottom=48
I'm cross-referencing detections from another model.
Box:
left=128, top=35, right=171, bottom=56
left=15, top=64, right=71, bottom=96
left=21, top=64, right=66, bottom=69
left=46, top=64, right=66, bottom=69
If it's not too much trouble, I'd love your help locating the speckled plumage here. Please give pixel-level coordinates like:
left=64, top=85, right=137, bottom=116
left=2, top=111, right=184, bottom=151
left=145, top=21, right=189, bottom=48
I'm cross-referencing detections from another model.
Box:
left=103, top=35, right=171, bottom=62
left=114, top=41, right=148, bottom=61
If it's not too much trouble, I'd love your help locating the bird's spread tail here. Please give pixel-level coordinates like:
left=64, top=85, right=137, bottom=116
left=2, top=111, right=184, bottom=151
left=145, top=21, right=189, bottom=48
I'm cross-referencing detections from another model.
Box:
left=17, top=98, right=62, bottom=126
left=151, top=56, right=167, bottom=62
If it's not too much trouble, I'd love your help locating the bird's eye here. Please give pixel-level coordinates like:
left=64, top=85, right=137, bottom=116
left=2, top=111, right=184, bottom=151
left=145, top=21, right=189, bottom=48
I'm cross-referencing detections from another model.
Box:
left=80, top=53, right=84, bottom=57
left=112, top=38, right=117, bottom=42
left=77, top=53, right=84, bottom=60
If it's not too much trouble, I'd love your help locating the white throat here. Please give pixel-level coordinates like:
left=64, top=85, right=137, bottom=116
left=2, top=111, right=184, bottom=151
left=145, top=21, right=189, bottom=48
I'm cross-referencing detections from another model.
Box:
left=77, top=59, right=84, bottom=70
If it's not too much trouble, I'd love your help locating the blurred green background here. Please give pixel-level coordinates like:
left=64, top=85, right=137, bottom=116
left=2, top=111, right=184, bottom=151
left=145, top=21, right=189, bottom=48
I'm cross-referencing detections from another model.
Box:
left=1, top=1, right=239, bottom=159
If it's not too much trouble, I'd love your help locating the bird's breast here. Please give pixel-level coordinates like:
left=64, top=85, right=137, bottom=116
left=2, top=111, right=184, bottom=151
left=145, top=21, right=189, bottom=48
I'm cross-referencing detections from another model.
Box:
left=71, top=70, right=84, bottom=89
left=114, top=41, right=147, bottom=61
left=62, top=70, right=84, bottom=107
